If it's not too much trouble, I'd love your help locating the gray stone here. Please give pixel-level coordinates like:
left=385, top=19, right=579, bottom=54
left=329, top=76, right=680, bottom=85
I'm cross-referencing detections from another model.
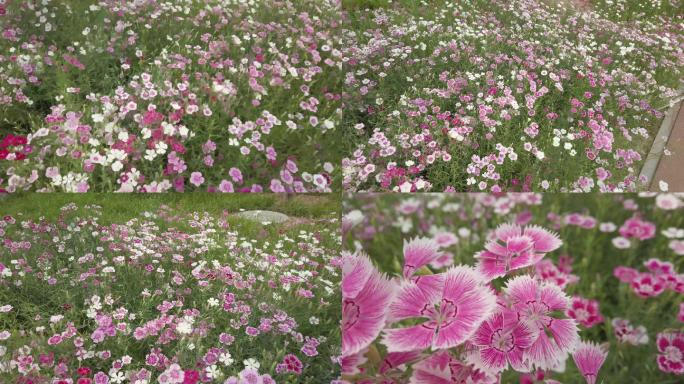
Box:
left=234, top=210, right=289, bottom=224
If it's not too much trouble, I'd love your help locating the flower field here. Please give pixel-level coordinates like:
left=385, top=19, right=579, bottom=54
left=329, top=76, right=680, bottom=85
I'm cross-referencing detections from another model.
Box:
left=341, top=0, right=683, bottom=192
left=0, top=194, right=341, bottom=383
left=0, top=0, right=343, bottom=192
left=342, top=193, right=684, bottom=383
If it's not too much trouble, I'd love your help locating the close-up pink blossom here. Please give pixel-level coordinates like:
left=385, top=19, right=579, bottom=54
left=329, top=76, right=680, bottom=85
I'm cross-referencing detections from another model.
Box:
left=383, top=266, right=496, bottom=352
left=342, top=252, right=396, bottom=357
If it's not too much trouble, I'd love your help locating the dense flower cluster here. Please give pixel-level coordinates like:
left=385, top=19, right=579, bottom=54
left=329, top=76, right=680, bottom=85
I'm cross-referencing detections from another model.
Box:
left=341, top=0, right=682, bottom=192
left=0, top=0, right=343, bottom=192
left=0, top=203, right=341, bottom=382
left=341, top=193, right=684, bottom=382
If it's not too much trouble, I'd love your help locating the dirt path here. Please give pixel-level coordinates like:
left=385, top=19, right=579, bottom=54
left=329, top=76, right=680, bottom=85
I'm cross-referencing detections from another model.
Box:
left=649, top=102, right=684, bottom=192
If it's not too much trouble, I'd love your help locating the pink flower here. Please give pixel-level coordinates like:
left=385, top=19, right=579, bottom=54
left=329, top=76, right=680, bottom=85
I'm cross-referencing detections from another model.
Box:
left=656, top=331, right=684, bottom=375
left=504, top=276, right=579, bottom=370
left=567, top=297, right=603, bottom=328
left=572, top=340, right=608, bottom=384
left=470, top=310, right=536, bottom=372
left=612, top=318, right=648, bottom=345
left=142, top=110, right=164, bottom=126
left=410, top=351, right=496, bottom=384
left=618, top=216, right=656, bottom=240
left=282, top=354, right=303, bottom=374
left=402, top=237, right=442, bottom=278
left=239, top=368, right=262, bottom=384
left=189, top=172, right=204, bottom=187
left=644, top=258, right=675, bottom=276
left=218, top=180, right=234, bottom=193
left=613, top=266, right=639, bottom=283
left=342, top=252, right=395, bottom=356
left=229, top=167, right=243, bottom=184
left=476, top=223, right=561, bottom=280
left=94, top=372, right=109, bottom=384
left=47, top=334, right=63, bottom=345
left=341, top=349, right=368, bottom=375
left=630, top=273, right=666, bottom=297
left=382, top=266, right=496, bottom=352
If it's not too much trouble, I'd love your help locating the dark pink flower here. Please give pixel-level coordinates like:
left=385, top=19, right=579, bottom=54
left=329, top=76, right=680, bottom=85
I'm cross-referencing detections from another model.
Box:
left=567, top=297, right=603, bottom=328
left=630, top=273, right=666, bottom=297
left=656, top=331, right=684, bottom=375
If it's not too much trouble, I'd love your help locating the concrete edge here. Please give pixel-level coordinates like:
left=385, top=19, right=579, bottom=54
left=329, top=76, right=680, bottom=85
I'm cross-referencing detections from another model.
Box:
left=638, top=90, right=684, bottom=190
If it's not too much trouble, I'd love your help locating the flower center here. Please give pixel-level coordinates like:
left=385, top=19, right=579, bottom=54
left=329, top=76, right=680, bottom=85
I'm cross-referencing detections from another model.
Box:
left=664, top=346, right=682, bottom=362
left=574, top=308, right=589, bottom=321
left=422, top=299, right=458, bottom=330
left=491, top=329, right=515, bottom=352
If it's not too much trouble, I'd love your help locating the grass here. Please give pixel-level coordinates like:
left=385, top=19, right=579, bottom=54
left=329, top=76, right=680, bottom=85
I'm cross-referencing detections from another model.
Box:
left=0, top=193, right=339, bottom=224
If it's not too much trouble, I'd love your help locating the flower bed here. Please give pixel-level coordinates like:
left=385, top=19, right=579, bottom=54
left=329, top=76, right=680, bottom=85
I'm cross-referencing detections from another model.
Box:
left=0, top=201, right=341, bottom=383
left=0, top=0, right=344, bottom=192
left=341, top=0, right=683, bottom=192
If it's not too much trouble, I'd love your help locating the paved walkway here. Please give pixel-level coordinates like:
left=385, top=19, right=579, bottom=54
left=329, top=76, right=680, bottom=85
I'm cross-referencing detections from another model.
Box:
left=649, top=101, right=684, bottom=192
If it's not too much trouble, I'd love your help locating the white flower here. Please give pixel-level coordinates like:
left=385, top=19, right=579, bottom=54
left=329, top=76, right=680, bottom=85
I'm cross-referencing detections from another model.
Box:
left=219, top=352, right=234, bottom=366
left=205, top=364, right=221, bottom=379
left=111, top=160, right=123, bottom=172
left=243, top=358, right=260, bottom=370
left=309, top=316, right=320, bottom=325
left=612, top=236, right=631, bottom=249
left=207, top=298, right=220, bottom=307
left=176, top=318, right=194, bottom=335
left=110, top=371, right=126, bottom=384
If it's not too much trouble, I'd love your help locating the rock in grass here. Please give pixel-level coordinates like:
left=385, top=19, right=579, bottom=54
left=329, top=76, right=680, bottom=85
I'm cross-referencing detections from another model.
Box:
left=234, top=210, right=289, bottom=224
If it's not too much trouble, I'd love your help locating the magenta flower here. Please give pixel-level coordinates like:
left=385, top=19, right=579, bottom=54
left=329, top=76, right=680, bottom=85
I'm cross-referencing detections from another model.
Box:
left=402, top=237, right=442, bottom=278
left=679, top=303, right=684, bottom=323
left=566, top=296, right=603, bottom=328
left=572, top=340, right=608, bottom=384
left=656, top=331, right=684, bottom=375
left=630, top=273, right=666, bottom=297
left=504, top=276, right=579, bottom=370
left=470, top=310, right=536, bottom=373
left=382, top=266, right=496, bottom=352
left=341, top=252, right=395, bottom=356
left=476, top=223, right=561, bottom=280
